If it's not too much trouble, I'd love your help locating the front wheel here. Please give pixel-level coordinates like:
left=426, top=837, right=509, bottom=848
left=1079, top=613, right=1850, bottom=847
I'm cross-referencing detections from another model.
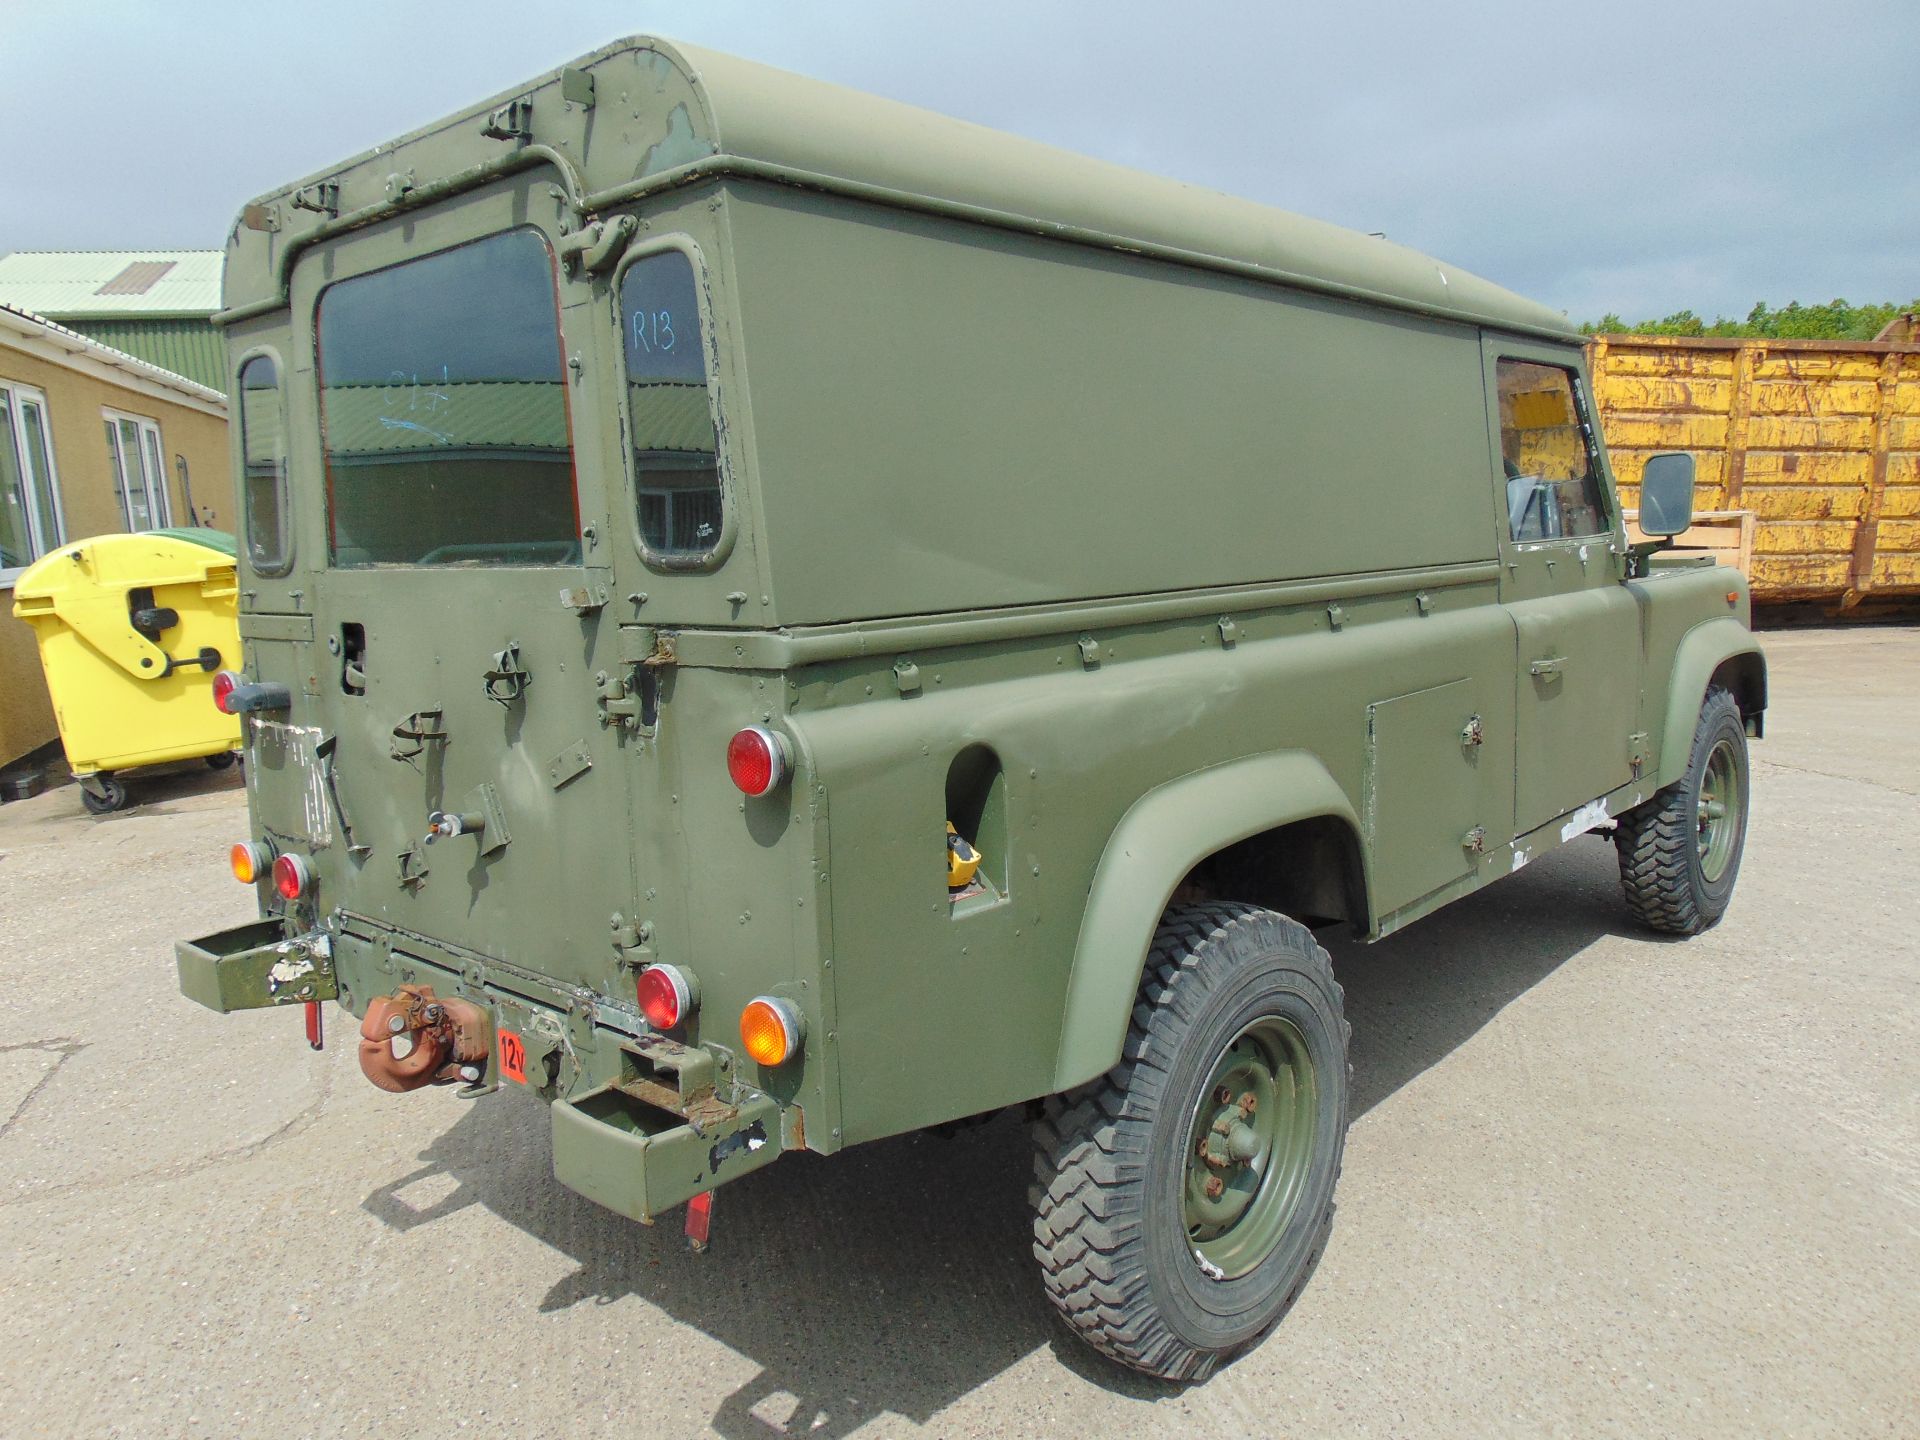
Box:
left=1032, top=902, right=1350, bottom=1380
left=1615, top=685, right=1750, bottom=934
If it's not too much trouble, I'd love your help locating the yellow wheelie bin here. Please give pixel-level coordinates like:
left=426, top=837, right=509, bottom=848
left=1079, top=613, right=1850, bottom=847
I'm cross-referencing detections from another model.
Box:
left=11, top=529, right=243, bottom=813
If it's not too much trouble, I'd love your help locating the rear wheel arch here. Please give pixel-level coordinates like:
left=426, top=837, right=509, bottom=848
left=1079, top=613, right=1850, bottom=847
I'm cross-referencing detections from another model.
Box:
left=1051, top=752, right=1369, bottom=1093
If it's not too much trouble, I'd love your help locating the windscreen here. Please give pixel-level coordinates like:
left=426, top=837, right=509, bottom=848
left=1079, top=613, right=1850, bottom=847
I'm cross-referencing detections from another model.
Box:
left=316, top=229, right=579, bottom=566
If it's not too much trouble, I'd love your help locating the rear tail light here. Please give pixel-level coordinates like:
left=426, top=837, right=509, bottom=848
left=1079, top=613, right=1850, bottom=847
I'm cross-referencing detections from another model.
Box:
left=212, top=669, right=242, bottom=713
left=230, top=841, right=271, bottom=885
left=740, top=996, right=804, bottom=1067
left=272, top=853, right=313, bottom=901
left=636, top=964, right=698, bottom=1031
left=726, top=726, right=790, bottom=797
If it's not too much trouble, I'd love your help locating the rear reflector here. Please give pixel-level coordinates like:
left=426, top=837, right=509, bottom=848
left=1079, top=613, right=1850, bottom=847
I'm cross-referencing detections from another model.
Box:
left=726, top=726, right=789, bottom=797
left=740, top=996, right=804, bottom=1067
left=272, top=853, right=313, bottom=901
left=212, top=669, right=241, bottom=713
left=637, top=964, right=697, bottom=1030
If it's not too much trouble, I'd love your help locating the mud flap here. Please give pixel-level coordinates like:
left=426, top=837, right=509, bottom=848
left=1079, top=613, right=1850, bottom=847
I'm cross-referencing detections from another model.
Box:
left=551, top=1085, right=782, bottom=1224
left=176, top=919, right=337, bottom=1013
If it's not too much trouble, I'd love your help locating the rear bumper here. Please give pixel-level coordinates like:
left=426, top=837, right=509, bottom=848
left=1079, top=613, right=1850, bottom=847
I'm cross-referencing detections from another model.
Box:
left=552, top=1083, right=782, bottom=1223
left=177, top=919, right=336, bottom=1012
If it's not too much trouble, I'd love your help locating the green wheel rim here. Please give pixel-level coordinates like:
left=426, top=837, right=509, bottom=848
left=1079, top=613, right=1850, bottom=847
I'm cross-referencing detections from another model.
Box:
left=1181, top=1015, right=1318, bottom=1279
left=1697, top=737, right=1742, bottom=884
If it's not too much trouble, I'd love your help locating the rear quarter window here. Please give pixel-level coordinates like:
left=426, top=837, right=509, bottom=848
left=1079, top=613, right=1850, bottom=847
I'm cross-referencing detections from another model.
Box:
left=618, top=250, right=723, bottom=564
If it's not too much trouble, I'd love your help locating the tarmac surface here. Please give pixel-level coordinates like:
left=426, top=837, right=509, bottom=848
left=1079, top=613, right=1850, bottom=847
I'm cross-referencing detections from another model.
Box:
left=0, top=626, right=1914, bottom=1438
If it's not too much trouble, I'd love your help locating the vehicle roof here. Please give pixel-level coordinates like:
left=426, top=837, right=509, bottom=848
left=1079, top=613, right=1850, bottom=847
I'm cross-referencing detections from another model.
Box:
left=225, top=35, right=1578, bottom=342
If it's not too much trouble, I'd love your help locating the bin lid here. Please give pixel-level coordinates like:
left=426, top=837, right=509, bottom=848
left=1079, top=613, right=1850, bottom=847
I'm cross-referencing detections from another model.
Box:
left=146, top=527, right=237, bottom=558
left=11, top=529, right=239, bottom=603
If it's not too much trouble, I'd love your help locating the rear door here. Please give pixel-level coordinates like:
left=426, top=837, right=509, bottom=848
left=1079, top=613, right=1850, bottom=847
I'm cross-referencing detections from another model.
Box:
left=292, top=224, right=637, bottom=988
left=1483, top=338, right=1643, bottom=835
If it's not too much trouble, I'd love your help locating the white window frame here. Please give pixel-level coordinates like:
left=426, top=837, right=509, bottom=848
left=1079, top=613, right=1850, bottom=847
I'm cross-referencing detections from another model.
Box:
left=0, top=380, right=66, bottom=585
left=102, top=407, right=172, bottom=533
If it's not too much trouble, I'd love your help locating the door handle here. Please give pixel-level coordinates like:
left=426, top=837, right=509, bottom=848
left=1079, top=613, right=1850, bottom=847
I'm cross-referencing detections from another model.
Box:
left=1528, top=656, right=1567, bottom=678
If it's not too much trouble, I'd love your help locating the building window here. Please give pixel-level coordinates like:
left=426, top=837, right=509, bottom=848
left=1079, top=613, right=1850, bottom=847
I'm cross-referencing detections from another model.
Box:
left=1, top=382, right=64, bottom=578
left=103, top=409, right=172, bottom=533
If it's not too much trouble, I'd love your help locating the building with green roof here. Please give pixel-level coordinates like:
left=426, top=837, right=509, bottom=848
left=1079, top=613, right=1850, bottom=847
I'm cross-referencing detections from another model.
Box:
left=0, top=250, right=224, bottom=392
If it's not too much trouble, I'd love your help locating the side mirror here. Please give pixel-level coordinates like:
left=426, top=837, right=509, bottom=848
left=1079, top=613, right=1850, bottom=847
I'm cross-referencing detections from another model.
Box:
left=1637, top=451, right=1696, bottom=538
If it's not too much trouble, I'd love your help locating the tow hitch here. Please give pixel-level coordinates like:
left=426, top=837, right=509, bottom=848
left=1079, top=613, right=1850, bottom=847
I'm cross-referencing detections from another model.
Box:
left=357, top=983, right=492, bottom=1092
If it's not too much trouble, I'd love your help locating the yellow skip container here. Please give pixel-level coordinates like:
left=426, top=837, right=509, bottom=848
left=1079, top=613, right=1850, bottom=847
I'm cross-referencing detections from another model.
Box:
left=11, top=530, right=242, bottom=812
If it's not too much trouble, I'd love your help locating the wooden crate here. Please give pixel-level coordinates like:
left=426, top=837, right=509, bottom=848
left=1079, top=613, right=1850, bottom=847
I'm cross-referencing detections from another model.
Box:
left=1623, top=508, right=1756, bottom=578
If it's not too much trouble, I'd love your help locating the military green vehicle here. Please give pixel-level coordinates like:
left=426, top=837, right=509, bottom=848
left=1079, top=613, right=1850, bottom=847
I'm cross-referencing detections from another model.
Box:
left=177, top=36, right=1764, bottom=1380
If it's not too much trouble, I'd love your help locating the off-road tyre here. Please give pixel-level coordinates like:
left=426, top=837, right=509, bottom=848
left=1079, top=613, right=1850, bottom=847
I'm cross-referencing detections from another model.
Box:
left=1615, top=685, right=1750, bottom=935
left=1031, top=902, right=1350, bottom=1381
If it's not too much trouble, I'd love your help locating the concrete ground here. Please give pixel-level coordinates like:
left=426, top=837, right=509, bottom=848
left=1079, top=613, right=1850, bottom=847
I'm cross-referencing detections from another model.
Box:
left=0, top=627, right=1914, bottom=1439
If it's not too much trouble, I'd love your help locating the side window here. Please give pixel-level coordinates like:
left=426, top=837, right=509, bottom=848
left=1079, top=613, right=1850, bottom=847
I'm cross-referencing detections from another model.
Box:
left=103, top=409, right=171, bottom=532
left=618, top=251, right=722, bottom=562
left=1496, top=360, right=1609, bottom=541
left=238, top=355, right=288, bottom=570
left=0, top=382, right=64, bottom=578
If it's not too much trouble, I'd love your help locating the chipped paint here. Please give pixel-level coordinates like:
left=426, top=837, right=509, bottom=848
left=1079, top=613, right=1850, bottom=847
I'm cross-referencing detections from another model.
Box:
left=1559, top=797, right=1611, bottom=843
left=1510, top=847, right=1531, bottom=873
left=251, top=718, right=333, bottom=847
left=1193, top=1250, right=1226, bottom=1281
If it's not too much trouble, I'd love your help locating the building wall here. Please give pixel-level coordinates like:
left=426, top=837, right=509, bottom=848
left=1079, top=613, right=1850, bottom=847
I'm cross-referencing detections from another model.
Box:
left=64, top=317, right=227, bottom=393
left=1, top=346, right=229, bottom=768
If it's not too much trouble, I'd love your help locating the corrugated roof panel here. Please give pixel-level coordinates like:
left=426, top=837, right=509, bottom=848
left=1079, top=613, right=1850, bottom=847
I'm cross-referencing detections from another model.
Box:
left=0, top=250, right=222, bottom=316
left=64, top=318, right=227, bottom=392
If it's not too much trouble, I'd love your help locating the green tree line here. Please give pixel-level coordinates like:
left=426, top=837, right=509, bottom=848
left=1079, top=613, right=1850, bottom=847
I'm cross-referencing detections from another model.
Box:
left=1581, top=299, right=1918, bottom=341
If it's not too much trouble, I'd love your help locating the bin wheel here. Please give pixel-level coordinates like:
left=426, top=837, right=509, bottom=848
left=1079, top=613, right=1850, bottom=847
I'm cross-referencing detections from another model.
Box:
left=205, top=752, right=240, bottom=771
left=80, top=778, right=129, bottom=815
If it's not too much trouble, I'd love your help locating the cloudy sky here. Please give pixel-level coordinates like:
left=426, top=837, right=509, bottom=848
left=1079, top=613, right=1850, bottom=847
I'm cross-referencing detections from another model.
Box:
left=3, top=1, right=1913, bottom=325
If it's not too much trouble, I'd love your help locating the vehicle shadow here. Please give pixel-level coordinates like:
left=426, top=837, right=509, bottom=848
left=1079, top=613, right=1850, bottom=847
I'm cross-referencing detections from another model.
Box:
left=361, top=836, right=1644, bottom=1431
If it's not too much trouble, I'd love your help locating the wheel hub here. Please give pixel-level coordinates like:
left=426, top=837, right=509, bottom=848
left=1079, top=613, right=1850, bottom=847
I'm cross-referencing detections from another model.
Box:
left=1696, top=737, right=1742, bottom=883
left=1182, top=1016, right=1318, bottom=1278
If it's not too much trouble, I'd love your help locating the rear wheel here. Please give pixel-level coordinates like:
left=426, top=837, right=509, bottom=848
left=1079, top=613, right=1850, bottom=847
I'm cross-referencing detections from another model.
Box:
left=1616, top=686, right=1750, bottom=934
left=205, top=751, right=239, bottom=771
left=1032, top=902, right=1349, bottom=1380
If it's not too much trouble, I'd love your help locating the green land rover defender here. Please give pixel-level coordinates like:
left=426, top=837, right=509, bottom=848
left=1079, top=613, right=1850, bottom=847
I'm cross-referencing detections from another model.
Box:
left=178, top=36, right=1764, bottom=1380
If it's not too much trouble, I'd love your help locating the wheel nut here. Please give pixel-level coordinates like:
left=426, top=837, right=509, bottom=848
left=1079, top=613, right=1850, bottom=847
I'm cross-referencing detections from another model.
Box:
left=1215, top=1085, right=1233, bottom=1105
left=1238, top=1092, right=1257, bottom=1116
left=1204, top=1176, right=1225, bottom=1200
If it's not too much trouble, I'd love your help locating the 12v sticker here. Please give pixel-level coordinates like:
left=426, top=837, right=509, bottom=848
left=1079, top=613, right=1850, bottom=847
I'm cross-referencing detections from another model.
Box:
left=498, top=1028, right=528, bottom=1084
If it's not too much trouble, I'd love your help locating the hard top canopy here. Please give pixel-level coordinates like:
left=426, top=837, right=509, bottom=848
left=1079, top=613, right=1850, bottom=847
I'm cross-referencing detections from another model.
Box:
left=221, top=35, right=1576, bottom=343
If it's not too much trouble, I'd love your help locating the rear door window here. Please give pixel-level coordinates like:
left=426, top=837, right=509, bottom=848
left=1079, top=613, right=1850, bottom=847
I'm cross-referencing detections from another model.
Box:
left=1496, top=360, right=1610, bottom=541
left=618, top=251, right=722, bottom=562
left=316, top=228, right=579, bottom=566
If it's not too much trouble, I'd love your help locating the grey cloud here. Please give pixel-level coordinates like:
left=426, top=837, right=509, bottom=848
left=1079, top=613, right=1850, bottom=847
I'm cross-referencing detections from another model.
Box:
left=2, top=0, right=1912, bottom=323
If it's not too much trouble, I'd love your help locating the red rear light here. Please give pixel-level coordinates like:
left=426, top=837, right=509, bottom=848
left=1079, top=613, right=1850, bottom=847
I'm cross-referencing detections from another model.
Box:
left=212, top=670, right=241, bottom=714
left=272, top=853, right=313, bottom=901
left=726, top=725, right=789, bottom=797
left=636, top=964, right=697, bottom=1030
